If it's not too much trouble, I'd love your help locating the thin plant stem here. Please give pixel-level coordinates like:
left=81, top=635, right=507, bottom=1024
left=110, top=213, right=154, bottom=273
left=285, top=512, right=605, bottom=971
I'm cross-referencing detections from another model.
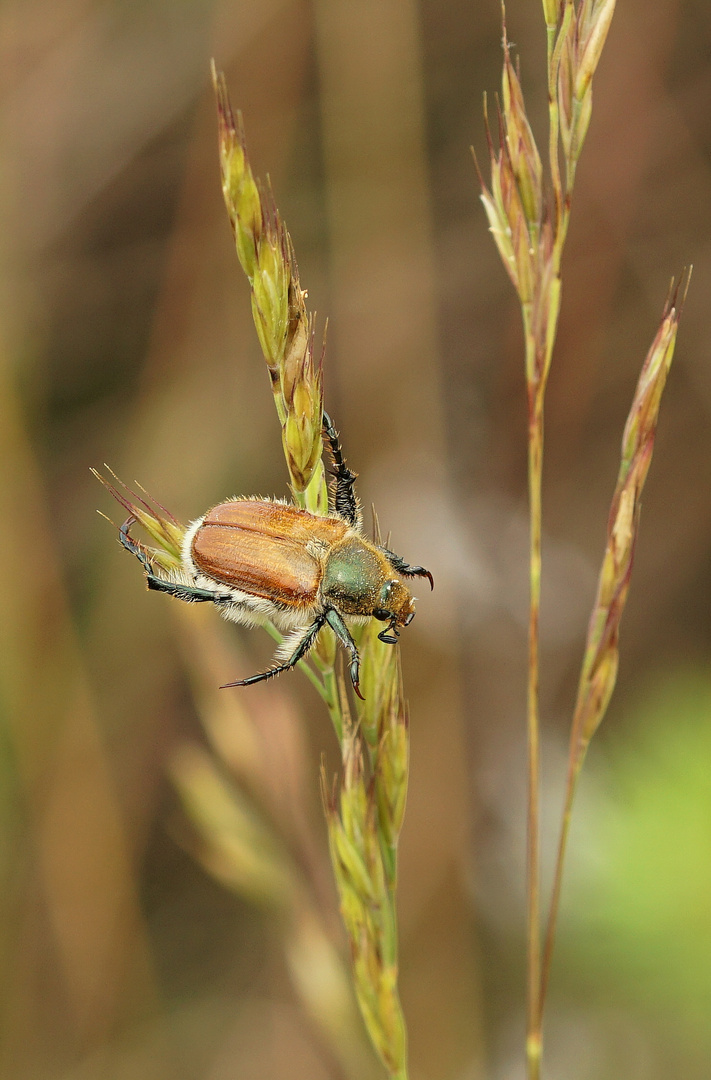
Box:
left=539, top=749, right=580, bottom=1015
left=525, top=331, right=543, bottom=1080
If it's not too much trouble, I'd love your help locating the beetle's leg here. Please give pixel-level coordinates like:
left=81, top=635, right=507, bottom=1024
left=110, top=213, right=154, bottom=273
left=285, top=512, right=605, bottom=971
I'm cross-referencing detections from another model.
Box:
left=382, top=548, right=434, bottom=591
left=324, top=607, right=364, bottom=700
left=220, top=614, right=327, bottom=690
left=322, top=410, right=360, bottom=527
left=120, top=517, right=232, bottom=605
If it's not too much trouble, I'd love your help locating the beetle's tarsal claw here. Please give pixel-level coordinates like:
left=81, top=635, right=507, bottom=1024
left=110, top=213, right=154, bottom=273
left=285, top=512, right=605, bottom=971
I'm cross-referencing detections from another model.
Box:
left=425, top=570, right=434, bottom=591
left=352, top=672, right=365, bottom=700
left=119, top=515, right=155, bottom=576
left=347, top=657, right=364, bottom=698
left=119, top=516, right=138, bottom=548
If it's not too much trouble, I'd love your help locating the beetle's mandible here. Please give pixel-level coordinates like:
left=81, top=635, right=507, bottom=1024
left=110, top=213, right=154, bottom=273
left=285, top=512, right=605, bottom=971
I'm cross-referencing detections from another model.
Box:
left=119, top=412, right=433, bottom=698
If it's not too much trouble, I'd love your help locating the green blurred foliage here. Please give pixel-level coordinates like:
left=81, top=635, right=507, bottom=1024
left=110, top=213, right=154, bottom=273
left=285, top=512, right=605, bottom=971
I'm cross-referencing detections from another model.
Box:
left=564, top=669, right=711, bottom=1058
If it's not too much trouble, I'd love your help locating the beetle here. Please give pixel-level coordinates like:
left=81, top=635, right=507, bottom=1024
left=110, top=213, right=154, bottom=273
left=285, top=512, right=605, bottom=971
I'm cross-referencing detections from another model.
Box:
left=118, top=412, right=432, bottom=697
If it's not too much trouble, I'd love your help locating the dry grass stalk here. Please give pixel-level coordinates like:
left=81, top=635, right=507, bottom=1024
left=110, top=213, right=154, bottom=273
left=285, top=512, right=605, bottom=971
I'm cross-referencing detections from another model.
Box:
left=475, top=2, right=651, bottom=1077
left=479, top=4, right=689, bottom=1075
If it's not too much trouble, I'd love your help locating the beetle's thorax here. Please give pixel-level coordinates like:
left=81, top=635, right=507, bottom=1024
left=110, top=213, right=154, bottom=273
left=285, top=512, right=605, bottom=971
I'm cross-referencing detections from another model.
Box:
left=321, top=534, right=414, bottom=621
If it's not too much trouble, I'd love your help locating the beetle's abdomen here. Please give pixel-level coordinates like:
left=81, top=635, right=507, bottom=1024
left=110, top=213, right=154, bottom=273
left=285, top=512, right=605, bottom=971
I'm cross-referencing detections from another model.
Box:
left=191, top=501, right=346, bottom=607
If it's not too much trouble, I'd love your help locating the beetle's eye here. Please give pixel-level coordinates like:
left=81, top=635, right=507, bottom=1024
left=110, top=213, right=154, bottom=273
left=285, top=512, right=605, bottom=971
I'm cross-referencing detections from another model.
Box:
left=376, top=581, right=396, bottom=615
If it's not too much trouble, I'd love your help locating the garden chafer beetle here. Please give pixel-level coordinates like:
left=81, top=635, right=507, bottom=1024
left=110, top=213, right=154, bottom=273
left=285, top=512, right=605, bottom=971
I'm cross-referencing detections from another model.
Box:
left=118, top=412, right=433, bottom=697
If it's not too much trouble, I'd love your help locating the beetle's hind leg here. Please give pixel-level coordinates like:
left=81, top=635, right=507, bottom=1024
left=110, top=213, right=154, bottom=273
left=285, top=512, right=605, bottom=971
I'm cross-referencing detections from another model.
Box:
left=221, top=607, right=365, bottom=700
left=322, top=411, right=360, bottom=527
left=383, top=547, right=434, bottom=590
left=220, top=613, right=327, bottom=690
left=120, top=517, right=232, bottom=605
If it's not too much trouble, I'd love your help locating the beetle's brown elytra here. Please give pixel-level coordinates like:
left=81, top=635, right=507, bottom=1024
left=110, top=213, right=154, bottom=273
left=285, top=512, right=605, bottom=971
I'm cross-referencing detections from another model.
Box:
left=118, top=412, right=433, bottom=698
left=191, top=501, right=337, bottom=605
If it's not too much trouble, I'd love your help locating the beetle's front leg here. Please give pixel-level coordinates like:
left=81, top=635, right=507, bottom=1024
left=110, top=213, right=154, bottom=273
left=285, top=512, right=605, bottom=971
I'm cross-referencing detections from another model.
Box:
left=383, top=548, right=434, bottom=591
left=220, top=613, right=327, bottom=690
left=322, top=411, right=360, bottom=527
left=324, top=607, right=364, bottom=700
left=120, top=518, right=232, bottom=605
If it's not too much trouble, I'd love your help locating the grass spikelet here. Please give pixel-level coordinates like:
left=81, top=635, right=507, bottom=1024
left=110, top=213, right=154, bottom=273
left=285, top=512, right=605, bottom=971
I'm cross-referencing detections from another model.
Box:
left=170, top=743, right=295, bottom=906
left=318, top=617, right=410, bottom=1078
left=321, top=706, right=408, bottom=1079
left=91, top=467, right=186, bottom=572
left=575, top=283, right=684, bottom=747
left=355, top=620, right=409, bottom=875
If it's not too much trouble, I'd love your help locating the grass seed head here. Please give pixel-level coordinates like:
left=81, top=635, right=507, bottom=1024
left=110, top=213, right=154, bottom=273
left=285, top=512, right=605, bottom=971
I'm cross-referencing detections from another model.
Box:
left=92, top=468, right=185, bottom=572
left=541, top=0, right=566, bottom=28
left=572, top=274, right=689, bottom=752
left=212, top=63, right=324, bottom=496
left=502, top=36, right=543, bottom=228
left=170, top=743, right=295, bottom=906
left=575, top=0, right=617, bottom=102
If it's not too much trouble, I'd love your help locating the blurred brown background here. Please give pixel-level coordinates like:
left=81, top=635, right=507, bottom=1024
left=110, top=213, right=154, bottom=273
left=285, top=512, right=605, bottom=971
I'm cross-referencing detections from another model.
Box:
left=1, top=1, right=710, bottom=1078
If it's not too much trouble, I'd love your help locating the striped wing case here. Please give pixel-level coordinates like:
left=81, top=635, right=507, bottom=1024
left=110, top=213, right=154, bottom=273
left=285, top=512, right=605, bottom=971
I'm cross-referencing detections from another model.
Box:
left=191, top=500, right=348, bottom=607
